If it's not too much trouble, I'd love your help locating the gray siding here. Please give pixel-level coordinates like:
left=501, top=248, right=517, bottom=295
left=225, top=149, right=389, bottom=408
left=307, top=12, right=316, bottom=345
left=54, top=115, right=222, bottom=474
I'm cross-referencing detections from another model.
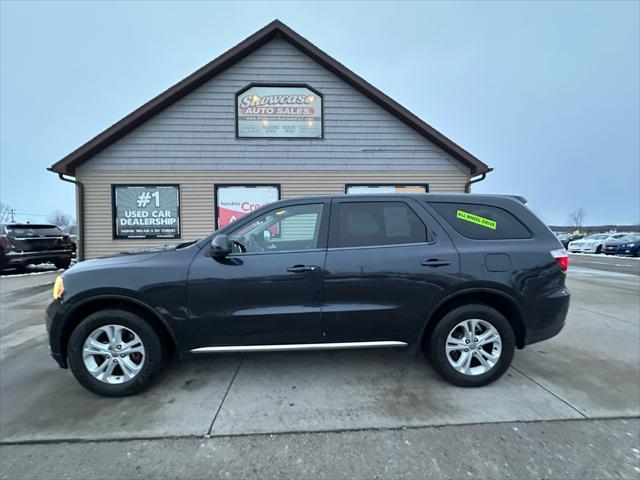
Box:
left=80, top=38, right=470, bottom=174
left=77, top=170, right=468, bottom=259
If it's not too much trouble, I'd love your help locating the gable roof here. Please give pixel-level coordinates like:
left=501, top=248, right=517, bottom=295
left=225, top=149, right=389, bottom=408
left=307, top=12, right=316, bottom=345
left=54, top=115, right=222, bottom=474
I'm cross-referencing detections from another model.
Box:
left=49, top=20, right=490, bottom=176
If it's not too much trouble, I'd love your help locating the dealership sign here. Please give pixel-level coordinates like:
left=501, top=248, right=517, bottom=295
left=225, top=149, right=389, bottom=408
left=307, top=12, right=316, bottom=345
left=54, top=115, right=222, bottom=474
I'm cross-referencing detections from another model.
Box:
left=216, top=185, right=280, bottom=228
left=112, top=185, right=180, bottom=239
left=237, top=85, right=322, bottom=138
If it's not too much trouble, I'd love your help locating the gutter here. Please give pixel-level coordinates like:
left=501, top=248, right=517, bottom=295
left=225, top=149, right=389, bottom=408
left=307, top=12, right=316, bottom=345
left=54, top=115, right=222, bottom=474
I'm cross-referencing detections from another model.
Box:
left=48, top=169, right=85, bottom=262
left=465, top=167, right=494, bottom=193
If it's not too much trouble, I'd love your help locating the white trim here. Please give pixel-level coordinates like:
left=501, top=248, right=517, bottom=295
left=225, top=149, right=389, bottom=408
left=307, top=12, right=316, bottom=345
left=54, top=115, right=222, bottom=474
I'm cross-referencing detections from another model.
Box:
left=190, top=340, right=408, bottom=354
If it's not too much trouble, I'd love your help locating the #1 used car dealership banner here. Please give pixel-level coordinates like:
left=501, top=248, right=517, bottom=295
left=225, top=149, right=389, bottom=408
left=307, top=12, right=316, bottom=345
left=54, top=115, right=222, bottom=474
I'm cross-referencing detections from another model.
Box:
left=113, top=185, right=180, bottom=239
left=237, top=85, right=322, bottom=138
left=216, top=185, right=280, bottom=228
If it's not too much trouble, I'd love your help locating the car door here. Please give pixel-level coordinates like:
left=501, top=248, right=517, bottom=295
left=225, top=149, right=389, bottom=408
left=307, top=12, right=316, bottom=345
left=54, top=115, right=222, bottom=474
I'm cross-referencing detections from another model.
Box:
left=186, top=200, right=330, bottom=350
left=322, top=197, right=460, bottom=343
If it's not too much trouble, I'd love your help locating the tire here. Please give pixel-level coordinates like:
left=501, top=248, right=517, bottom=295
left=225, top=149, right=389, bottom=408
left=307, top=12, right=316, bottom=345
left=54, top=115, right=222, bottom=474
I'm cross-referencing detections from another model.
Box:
left=54, top=258, right=72, bottom=270
left=427, top=304, right=515, bottom=387
left=67, top=309, right=164, bottom=397
left=595, top=245, right=602, bottom=254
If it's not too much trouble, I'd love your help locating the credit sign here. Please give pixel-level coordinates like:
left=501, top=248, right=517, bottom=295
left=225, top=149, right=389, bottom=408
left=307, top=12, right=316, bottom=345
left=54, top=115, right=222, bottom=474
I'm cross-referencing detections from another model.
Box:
left=216, top=185, right=280, bottom=228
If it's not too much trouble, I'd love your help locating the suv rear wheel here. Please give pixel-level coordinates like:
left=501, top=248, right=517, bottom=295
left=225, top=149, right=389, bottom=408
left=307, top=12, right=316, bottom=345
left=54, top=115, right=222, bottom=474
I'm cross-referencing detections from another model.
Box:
left=428, top=304, right=515, bottom=387
left=67, top=309, right=164, bottom=396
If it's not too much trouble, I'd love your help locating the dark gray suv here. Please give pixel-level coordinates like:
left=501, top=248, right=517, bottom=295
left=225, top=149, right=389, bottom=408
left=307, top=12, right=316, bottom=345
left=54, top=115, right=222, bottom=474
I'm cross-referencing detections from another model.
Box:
left=47, top=194, right=570, bottom=396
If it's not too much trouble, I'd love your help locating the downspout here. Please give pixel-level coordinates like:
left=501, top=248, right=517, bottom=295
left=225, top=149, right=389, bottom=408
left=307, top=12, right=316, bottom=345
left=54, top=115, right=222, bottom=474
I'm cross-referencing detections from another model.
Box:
left=465, top=167, right=494, bottom=193
left=48, top=169, right=85, bottom=262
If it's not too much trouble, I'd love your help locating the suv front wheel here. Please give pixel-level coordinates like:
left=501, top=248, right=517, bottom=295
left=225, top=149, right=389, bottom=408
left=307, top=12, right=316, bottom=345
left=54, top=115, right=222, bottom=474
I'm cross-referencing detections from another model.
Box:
left=67, top=309, right=164, bottom=396
left=428, top=304, right=515, bottom=387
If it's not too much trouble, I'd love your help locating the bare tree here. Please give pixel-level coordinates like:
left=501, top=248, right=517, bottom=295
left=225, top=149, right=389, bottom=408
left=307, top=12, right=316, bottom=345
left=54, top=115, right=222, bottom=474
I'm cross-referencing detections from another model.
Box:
left=47, top=211, right=72, bottom=227
left=567, top=207, right=586, bottom=230
left=0, top=203, right=13, bottom=223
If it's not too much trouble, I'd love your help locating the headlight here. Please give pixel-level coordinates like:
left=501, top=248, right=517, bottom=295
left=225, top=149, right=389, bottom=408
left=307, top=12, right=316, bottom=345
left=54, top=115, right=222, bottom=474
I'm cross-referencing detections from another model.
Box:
left=627, top=243, right=636, bottom=247
left=52, top=276, right=64, bottom=300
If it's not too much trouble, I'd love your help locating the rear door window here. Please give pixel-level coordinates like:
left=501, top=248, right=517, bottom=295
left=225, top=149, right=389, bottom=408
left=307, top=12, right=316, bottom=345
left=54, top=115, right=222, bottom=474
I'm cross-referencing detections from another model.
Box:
left=428, top=202, right=531, bottom=240
left=333, top=201, right=428, bottom=248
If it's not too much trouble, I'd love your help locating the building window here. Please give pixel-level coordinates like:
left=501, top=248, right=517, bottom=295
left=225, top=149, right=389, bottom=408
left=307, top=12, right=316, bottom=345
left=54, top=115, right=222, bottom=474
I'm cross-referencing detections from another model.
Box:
left=112, top=185, right=181, bottom=239
left=345, top=184, right=429, bottom=194
left=215, top=185, right=281, bottom=229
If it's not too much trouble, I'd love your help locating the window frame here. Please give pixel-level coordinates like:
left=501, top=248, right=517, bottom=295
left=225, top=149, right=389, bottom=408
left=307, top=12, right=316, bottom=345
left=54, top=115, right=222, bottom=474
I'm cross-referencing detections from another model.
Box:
left=344, top=184, right=429, bottom=194
left=235, top=83, right=324, bottom=140
left=214, top=184, right=281, bottom=230
left=223, top=200, right=331, bottom=256
left=111, top=184, right=181, bottom=240
left=327, top=198, right=433, bottom=250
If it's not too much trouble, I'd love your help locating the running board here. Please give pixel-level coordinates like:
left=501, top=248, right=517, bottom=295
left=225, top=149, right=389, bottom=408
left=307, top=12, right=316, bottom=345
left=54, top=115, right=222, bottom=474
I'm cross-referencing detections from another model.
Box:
left=190, top=340, right=408, bottom=354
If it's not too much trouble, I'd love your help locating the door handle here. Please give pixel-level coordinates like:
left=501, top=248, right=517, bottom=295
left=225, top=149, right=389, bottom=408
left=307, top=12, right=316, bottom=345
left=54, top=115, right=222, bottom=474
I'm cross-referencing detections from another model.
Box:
left=421, top=259, right=451, bottom=267
left=287, top=265, right=320, bottom=273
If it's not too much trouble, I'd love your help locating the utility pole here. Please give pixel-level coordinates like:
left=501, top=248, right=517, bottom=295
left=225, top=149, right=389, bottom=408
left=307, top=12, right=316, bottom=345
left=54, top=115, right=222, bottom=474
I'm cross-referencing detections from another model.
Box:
left=10, top=209, right=15, bottom=223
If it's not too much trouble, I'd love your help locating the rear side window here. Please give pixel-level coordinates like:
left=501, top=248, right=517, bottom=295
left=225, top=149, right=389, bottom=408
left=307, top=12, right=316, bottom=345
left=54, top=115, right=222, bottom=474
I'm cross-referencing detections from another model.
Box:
left=335, top=202, right=428, bottom=248
left=428, top=202, right=531, bottom=240
left=6, top=225, right=62, bottom=237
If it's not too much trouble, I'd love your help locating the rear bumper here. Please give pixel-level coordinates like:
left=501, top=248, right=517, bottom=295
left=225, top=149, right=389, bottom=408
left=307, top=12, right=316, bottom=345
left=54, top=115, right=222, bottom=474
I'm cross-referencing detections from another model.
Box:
left=1, top=249, right=73, bottom=267
left=523, top=287, right=571, bottom=346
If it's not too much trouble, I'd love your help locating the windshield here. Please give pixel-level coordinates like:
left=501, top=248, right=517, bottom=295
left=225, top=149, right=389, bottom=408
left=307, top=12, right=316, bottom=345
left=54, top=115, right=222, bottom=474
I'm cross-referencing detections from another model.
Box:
left=585, top=234, right=608, bottom=240
left=6, top=225, right=62, bottom=237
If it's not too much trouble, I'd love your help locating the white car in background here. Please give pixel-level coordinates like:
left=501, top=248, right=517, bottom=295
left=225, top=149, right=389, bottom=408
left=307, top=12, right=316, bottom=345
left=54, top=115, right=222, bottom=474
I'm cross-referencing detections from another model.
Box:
left=568, top=233, right=614, bottom=254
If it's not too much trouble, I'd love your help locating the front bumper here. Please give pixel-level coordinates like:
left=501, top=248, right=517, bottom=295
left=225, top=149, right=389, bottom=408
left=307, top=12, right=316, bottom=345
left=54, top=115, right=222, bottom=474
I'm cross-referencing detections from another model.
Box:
left=46, top=300, right=68, bottom=368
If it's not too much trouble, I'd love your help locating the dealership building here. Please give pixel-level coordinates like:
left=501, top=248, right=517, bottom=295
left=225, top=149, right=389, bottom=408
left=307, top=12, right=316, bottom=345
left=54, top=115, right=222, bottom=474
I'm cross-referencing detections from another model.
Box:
left=50, top=20, right=490, bottom=260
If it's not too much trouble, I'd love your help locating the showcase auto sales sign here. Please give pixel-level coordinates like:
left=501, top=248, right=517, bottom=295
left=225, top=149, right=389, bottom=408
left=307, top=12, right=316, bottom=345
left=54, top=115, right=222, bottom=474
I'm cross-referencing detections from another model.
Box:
left=237, top=85, right=322, bottom=138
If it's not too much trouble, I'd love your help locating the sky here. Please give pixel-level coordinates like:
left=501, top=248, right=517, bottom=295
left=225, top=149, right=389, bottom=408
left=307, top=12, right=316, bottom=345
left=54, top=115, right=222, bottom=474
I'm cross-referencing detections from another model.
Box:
left=1, top=0, right=638, bottom=226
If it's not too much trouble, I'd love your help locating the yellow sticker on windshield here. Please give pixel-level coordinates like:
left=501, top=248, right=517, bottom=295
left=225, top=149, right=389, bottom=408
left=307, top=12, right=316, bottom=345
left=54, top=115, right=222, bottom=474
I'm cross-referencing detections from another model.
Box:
left=456, top=210, right=496, bottom=230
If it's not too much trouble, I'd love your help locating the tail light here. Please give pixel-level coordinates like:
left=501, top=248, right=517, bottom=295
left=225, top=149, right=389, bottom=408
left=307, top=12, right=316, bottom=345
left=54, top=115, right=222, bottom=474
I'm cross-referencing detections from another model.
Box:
left=550, top=248, right=568, bottom=271
left=0, top=235, right=13, bottom=252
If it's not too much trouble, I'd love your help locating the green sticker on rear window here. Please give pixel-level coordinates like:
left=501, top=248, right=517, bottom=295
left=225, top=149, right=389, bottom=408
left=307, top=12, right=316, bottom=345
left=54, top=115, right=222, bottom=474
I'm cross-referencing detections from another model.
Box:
left=456, top=210, right=496, bottom=230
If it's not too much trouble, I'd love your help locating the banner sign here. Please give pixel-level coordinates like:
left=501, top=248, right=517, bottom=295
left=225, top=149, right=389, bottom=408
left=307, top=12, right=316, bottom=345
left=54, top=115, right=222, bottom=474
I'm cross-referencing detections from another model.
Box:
left=112, top=185, right=180, bottom=239
left=216, top=185, right=280, bottom=228
left=346, top=185, right=428, bottom=194
left=237, top=85, right=322, bottom=138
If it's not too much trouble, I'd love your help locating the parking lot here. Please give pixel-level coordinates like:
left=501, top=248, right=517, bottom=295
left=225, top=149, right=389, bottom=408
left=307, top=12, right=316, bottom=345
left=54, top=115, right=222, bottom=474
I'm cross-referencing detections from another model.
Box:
left=1, top=254, right=639, bottom=478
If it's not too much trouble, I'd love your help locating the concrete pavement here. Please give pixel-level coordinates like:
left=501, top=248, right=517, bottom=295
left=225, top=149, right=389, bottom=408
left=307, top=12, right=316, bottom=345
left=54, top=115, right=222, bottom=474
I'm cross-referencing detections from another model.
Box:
left=0, top=256, right=638, bottom=477
left=1, top=418, right=638, bottom=479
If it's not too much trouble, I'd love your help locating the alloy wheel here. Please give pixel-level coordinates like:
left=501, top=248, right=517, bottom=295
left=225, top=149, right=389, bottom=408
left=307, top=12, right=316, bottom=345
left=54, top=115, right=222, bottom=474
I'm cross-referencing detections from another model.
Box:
left=82, top=324, right=146, bottom=384
left=445, top=319, right=502, bottom=376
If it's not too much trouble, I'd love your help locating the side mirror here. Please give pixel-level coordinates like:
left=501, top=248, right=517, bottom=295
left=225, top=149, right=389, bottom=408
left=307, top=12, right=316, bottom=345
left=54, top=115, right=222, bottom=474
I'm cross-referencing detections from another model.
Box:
left=210, top=235, right=231, bottom=258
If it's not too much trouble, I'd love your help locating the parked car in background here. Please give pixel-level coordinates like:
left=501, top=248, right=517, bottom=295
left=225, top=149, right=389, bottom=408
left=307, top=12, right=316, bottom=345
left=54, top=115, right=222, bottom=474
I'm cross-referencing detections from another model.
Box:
left=603, top=233, right=640, bottom=255
left=62, top=224, right=78, bottom=256
left=567, top=233, right=612, bottom=254
left=46, top=194, right=570, bottom=397
left=555, top=232, right=583, bottom=250
left=0, top=223, right=74, bottom=271
left=616, top=234, right=640, bottom=257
